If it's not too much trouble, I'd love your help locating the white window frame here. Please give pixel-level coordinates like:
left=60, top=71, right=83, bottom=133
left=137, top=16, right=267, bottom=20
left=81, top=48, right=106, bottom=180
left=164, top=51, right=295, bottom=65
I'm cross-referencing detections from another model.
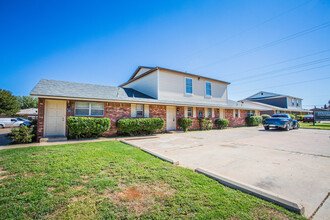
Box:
left=187, top=107, right=193, bottom=117
left=207, top=108, right=212, bottom=117
left=296, top=99, right=299, bottom=107
left=75, top=102, right=104, bottom=116
left=205, top=81, right=212, bottom=97
left=136, top=104, right=144, bottom=117
left=233, top=109, right=239, bottom=118
left=292, top=99, right=295, bottom=106
left=185, top=77, right=193, bottom=95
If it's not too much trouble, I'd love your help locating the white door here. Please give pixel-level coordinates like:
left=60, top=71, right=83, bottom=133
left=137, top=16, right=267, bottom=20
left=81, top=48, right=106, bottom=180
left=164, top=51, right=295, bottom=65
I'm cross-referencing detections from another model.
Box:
left=166, top=106, right=176, bottom=131
left=44, top=100, right=66, bottom=137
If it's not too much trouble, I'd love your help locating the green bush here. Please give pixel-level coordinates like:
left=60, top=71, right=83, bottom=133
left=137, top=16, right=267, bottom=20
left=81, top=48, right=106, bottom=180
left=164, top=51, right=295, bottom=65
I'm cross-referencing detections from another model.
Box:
left=178, top=118, right=193, bottom=132
left=245, top=116, right=263, bottom=126
left=296, top=115, right=305, bottom=121
left=117, top=118, right=165, bottom=136
left=288, top=114, right=296, bottom=120
left=67, top=117, right=111, bottom=139
left=7, top=126, right=34, bottom=144
left=261, top=114, right=271, bottom=120
left=215, top=118, right=229, bottom=129
left=199, top=118, right=213, bottom=130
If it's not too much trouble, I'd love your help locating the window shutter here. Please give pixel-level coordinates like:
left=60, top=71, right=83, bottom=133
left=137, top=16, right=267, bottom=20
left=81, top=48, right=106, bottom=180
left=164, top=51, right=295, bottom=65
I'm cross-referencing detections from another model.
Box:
left=144, top=104, right=149, bottom=117
left=238, top=110, right=241, bottom=117
left=193, top=107, right=196, bottom=117
left=233, top=109, right=235, bottom=117
left=131, top=104, right=136, bottom=118
left=219, top=109, right=223, bottom=118
left=205, top=108, right=207, bottom=117
left=212, top=108, right=215, bottom=118
left=184, top=106, right=188, bottom=117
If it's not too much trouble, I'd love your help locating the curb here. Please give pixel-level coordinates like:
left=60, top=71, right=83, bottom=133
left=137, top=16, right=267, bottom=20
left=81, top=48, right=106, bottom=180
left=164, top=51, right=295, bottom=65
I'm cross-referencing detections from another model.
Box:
left=120, top=140, right=179, bottom=165
left=195, top=168, right=304, bottom=215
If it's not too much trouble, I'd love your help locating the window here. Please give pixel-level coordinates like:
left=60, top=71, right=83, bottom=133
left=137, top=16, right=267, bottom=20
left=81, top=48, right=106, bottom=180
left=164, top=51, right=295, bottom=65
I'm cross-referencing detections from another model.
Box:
left=296, top=100, right=299, bottom=107
left=292, top=99, right=295, bottom=106
left=185, top=78, right=193, bottom=94
left=247, top=110, right=254, bottom=117
left=234, top=109, right=239, bottom=118
left=208, top=108, right=212, bottom=117
left=136, top=104, right=143, bottom=117
left=187, top=107, right=193, bottom=117
left=198, top=110, right=203, bottom=117
left=205, top=82, right=212, bottom=96
left=75, top=102, right=104, bottom=116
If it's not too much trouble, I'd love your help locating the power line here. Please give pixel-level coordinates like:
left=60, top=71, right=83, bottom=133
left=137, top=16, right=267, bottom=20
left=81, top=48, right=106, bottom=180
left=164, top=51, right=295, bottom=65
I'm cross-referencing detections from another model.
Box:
left=193, top=21, right=330, bottom=71
left=230, top=57, right=330, bottom=83
left=183, top=0, right=311, bottom=69
left=231, top=76, right=330, bottom=95
left=221, top=48, right=330, bottom=78
left=231, top=63, right=330, bottom=86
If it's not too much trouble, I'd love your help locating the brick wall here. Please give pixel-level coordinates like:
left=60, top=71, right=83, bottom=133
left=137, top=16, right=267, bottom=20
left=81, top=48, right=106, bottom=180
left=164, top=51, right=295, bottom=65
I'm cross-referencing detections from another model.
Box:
left=149, top=105, right=167, bottom=132
left=225, top=109, right=247, bottom=127
left=36, top=98, right=45, bottom=141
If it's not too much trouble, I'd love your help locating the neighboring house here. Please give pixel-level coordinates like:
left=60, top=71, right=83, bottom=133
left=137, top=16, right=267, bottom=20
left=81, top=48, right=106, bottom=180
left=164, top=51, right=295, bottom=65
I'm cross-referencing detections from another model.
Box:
left=242, top=91, right=311, bottom=115
left=16, top=108, right=38, bottom=120
left=31, top=66, right=269, bottom=141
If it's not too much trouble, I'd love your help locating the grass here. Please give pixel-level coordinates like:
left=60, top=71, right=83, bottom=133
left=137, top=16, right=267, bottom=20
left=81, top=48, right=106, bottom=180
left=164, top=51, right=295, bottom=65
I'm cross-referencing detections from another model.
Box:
left=0, top=141, right=305, bottom=219
left=299, top=122, right=330, bottom=130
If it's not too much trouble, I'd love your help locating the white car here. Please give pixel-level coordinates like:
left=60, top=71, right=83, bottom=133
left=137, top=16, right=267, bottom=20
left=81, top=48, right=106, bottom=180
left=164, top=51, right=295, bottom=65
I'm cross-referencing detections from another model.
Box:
left=0, top=118, right=31, bottom=128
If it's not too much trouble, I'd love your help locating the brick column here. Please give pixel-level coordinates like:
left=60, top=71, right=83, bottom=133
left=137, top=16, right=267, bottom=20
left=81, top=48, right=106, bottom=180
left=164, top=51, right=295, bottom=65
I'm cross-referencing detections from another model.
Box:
left=37, top=98, right=45, bottom=141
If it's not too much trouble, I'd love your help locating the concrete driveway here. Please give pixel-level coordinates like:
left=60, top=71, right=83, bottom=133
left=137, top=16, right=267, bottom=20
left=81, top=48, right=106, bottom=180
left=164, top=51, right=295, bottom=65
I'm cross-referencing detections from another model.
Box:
left=125, top=127, right=330, bottom=218
left=0, top=128, right=11, bottom=146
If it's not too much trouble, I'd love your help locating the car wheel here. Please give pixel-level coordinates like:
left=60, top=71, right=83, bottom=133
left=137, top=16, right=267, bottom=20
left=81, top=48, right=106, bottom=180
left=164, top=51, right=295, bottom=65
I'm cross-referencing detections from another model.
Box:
left=264, top=126, right=269, bottom=130
left=285, top=123, right=290, bottom=131
left=296, top=123, right=300, bottom=129
left=0, top=124, right=3, bottom=129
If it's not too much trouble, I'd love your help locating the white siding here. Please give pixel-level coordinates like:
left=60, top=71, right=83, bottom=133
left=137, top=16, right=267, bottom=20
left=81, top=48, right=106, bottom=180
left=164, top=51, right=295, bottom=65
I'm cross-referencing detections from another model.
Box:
left=158, top=70, right=227, bottom=104
left=124, top=71, right=158, bottom=99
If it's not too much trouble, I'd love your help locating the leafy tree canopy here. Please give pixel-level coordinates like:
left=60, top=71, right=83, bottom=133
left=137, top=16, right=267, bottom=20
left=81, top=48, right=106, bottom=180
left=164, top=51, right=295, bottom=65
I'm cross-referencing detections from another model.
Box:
left=0, top=89, right=20, bottom=116
left=17, top=96, right=38, bottom=109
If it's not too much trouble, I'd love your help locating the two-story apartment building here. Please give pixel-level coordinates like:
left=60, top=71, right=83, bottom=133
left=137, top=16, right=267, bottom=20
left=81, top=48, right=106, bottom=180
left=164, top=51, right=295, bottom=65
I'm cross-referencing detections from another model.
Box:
left=31, top=66, right=268, bottom=141
left=242, top=91, right=311, bottom=115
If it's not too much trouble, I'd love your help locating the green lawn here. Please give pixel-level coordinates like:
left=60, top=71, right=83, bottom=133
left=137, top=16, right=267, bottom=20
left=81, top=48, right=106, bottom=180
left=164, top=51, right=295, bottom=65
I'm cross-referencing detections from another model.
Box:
left=299, top=122, right=330, bottom=130
left=0, top=141, right=304, bottom=219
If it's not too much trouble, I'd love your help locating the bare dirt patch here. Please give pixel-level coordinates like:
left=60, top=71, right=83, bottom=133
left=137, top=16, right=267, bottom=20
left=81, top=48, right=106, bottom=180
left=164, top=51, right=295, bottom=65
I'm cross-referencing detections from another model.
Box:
left=24, top=172, right=36, bottom=178
left=0, top=167, right=17, bottom=180
left=253, top=207, right=291, bottom=220
left=102, top=181, right=176, bottom=215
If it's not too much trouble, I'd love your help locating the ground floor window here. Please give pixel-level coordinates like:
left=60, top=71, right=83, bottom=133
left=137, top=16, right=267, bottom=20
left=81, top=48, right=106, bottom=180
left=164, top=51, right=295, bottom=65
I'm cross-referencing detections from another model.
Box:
left=234, top=109, right=239, bottom=118
left=247, top=110, right=254, bottom=117
left=199, top=110, right=203, bottom=117
left=136, top=104, right=144, bottom=117
left=187, top=107, right=193, bottom=117
left=208, top=108, right=212, bottom=117
left=75, top=102, right=104, bottom=116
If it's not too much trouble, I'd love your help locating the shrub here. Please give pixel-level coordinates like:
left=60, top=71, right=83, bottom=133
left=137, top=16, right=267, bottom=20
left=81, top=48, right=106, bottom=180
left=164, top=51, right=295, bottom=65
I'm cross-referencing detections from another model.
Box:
left=215, top=118, right=229, bottom=129
left=199, top=118, right=213, bottom=130
left=117, top=118, right=165, bottom=136
left=245, top=116, right=263, bottom=126
left=178, top=118, right=193, bottom=132
left=7, top=126, right=34, bottom=144
left=296, top=115, right=305, bottom=121
left=67, top=117, right=111, bottom=139
left=288, top=114, right=296, bottom=120
left=261, top=114, right=271, bottom=120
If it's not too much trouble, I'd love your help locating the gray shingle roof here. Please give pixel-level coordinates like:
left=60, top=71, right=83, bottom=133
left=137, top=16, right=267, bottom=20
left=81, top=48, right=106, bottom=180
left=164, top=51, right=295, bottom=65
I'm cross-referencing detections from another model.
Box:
left=30, top=79, right=155, bottom=101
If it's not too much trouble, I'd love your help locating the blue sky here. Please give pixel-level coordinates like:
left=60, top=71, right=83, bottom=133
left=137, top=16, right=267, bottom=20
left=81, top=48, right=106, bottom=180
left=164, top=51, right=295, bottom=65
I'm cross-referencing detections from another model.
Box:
left=1, top=0, right=329, bottom=108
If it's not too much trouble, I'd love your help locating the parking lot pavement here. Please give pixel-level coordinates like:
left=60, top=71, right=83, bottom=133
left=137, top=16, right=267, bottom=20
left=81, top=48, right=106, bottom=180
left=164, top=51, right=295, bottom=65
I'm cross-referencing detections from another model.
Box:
left=0, top=128, right=12, bottom=146
left=125, top=127, right=330, bottom=218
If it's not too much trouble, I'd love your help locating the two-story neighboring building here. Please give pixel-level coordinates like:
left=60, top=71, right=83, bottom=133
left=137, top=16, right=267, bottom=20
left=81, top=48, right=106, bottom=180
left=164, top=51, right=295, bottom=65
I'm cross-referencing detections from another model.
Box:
left=31, top=66, right=269, bottom=141
left=242, top=91, right=311, bottom=115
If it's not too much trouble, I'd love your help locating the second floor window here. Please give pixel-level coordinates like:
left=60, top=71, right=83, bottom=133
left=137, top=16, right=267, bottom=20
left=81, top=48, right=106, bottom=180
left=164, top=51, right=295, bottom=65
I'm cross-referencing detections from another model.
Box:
left=136, top=104, right=143, bottom=117
left=292, top=99, right=295, bottom=106
left=205, top=82, right=212, bottom=96
left=296, top=100, right=299, bottom=107
left=185, top=78, right=193, bottom=94
left=187, top=107, right=193, bottom=117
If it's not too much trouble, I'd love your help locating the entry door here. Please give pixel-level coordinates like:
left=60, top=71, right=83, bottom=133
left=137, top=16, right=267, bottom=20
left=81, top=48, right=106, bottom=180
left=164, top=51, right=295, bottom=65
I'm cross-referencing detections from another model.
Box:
left=44, top=100, right=66, bottom=137
left=166, top=106, right=176, bottom=131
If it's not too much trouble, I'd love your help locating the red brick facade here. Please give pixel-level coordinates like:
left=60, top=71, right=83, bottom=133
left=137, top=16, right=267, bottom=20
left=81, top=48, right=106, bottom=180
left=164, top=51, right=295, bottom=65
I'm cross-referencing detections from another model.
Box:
left=37, top=98, right=250, bottom=141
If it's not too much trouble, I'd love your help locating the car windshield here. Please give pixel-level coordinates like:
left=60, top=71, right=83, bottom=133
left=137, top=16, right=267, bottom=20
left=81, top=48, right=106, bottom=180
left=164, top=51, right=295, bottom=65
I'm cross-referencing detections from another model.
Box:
left=16, top=118, right=24, bottom=121
left=305, top=115, right=313, bottom=117
left=272, top=114, right=289, bottom=118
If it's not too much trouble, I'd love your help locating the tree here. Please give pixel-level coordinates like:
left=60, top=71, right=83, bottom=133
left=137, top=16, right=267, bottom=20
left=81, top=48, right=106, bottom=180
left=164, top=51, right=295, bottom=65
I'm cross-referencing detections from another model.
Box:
left=17, top=96, right=38, bottom=109
left=0, top=89, right=20, bottom=115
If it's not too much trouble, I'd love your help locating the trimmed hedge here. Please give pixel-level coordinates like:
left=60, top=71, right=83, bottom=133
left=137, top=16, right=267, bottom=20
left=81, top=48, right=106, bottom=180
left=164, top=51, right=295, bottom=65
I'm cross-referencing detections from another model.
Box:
left=178, top=118, right=193, bottom=132
left=261, top=114, right=271, bottom=120
left=245, top=116, right=263, bottom=126
left=7, top=126, right=34, bottom=144
left=117, top=118, right=165, bottom=136
left=296, top=115, right=305, bottom=121
left=215, top=118, right=229, bottom=129
left=199, top=118, right=213, bottom=130
left=67, top=117, right=111, bottom=139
